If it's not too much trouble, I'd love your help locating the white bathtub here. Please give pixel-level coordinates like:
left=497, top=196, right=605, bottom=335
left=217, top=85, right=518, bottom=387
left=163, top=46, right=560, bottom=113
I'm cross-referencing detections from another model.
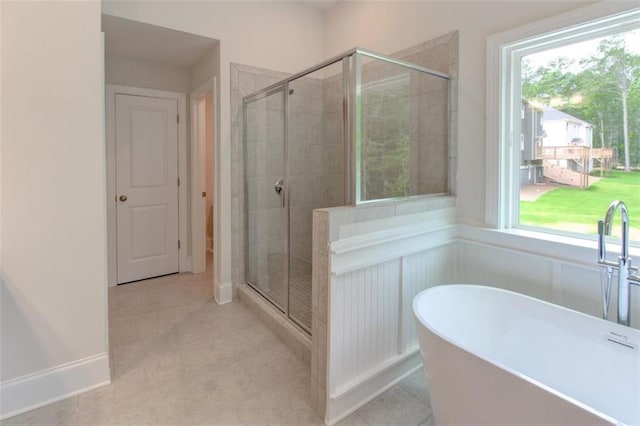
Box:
left=413, top=284, right=640, bottom=425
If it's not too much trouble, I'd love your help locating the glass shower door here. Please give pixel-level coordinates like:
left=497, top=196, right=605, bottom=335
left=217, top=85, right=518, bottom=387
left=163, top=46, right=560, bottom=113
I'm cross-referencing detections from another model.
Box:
left=245, top=88, right=288, bottom=312
left=286, top=61, right=346, bottom=333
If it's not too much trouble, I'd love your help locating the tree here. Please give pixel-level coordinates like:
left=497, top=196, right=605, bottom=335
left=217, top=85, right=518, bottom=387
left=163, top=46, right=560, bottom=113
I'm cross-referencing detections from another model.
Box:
left=564, top=66, right=621, bottom=149
left=521, top=57, right=579, bottom=105
left=627, top=55, right=640, bottom=166
left=586, top=37, right=638, bottom=171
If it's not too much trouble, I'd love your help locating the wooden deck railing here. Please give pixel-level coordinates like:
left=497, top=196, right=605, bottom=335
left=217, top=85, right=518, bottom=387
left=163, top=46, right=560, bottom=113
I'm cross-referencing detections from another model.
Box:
left=535, top=146, right=615, bottom=188
left=535, top=146, right=614, bottom=160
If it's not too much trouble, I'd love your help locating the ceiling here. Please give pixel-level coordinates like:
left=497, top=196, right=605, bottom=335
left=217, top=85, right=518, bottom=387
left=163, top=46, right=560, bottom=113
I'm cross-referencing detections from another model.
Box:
left=102, top=1, right=342, bottom=67
left=303, top=0, right=342, bottom=10
left=102, top=14, right=218, bottom=68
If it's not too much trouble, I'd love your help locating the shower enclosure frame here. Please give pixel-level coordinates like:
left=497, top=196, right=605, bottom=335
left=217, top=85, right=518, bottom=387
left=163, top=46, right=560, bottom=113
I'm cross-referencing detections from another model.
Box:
left=242, top=47, right=450, bottom=333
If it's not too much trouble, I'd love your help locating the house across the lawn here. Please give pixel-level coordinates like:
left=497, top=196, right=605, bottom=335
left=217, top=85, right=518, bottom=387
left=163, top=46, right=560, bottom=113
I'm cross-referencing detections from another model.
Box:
left=520, top=101, right=611, bottom=188
left=542, top=106, right=594, bottom=148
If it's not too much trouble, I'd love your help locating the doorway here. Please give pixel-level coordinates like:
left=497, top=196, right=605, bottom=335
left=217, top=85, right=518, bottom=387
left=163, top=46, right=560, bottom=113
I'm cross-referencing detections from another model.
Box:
left=102, top=14, right=219, bottom=286
left=190, top=79, right=216, bottom=274
left=106, top=85, right=188, bottom=285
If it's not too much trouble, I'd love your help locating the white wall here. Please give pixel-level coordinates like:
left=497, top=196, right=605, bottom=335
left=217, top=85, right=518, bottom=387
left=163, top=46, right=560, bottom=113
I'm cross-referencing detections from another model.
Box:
left=323, top=1, right=595, bottom=226
left=0, top=0, right=109, bottom=418
left=543, top=119, right=596, bottom=147
left=190, top=45, right=218, bottom=91
left=101, top=0, right=325, bottom=300
left=105, top=54, right=191, bottom=93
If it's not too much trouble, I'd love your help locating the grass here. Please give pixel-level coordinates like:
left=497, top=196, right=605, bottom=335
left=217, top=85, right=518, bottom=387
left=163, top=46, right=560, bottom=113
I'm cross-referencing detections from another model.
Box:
left=520, top=170, right=640, bottom=240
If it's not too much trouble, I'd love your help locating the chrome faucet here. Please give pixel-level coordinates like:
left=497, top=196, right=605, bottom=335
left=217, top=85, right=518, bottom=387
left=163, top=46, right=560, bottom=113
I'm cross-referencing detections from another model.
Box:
left=598, top=200, right=640, bottom=326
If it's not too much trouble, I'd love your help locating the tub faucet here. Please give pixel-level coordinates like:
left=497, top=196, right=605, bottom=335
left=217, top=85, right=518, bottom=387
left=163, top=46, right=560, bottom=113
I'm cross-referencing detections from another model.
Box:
left=598, top=200, right=640, bottom=326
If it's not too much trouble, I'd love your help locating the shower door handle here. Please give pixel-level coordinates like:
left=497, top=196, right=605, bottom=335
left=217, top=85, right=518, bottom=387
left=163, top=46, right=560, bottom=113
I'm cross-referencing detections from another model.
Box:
left=274, top=179, right=284, bottom=208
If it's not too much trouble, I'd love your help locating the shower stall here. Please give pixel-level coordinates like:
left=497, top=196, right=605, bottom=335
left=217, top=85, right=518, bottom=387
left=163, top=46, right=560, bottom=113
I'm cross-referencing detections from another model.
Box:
left=243, top=48, right=450, bottom=333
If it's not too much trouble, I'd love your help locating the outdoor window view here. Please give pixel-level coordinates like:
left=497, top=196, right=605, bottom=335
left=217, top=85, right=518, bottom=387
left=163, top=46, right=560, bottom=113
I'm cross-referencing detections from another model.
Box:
left=519, top=28, right=640, bottom=241
left=362, top=76, right=411, bottom=200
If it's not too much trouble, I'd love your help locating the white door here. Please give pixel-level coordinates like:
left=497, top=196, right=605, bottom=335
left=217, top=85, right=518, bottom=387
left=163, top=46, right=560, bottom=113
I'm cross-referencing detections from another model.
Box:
left=115, top=94, right=179, bottom=284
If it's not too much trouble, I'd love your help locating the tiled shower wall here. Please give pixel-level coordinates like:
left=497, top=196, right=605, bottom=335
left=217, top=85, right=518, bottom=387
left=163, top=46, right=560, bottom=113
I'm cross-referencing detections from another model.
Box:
left=321, top=73, right=346, bottom=207
left=403, top=38, right=454, bottom=195
left=244, top=91, right=287, bottom=296
left=288, top=76, right=326, bottom=280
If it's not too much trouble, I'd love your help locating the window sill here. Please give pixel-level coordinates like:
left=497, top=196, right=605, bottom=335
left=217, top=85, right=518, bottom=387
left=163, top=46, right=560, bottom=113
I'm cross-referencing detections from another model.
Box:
left=457, top=225, right=640, bottom=267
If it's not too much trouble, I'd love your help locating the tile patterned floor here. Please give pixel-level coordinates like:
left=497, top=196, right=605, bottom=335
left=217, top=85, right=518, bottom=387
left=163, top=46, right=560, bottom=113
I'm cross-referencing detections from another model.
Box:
left=2, top=263, right=433, bottom=425
left=265, top=273, right=312, bottom=331
left=288, top=273, right=312, bottom=330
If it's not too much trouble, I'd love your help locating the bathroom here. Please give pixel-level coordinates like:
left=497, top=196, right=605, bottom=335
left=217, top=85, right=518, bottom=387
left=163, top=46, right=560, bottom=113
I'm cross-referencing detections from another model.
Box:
left=232, top=2, right=639, bottom=423
left=1, top=0, right=638, bottom=425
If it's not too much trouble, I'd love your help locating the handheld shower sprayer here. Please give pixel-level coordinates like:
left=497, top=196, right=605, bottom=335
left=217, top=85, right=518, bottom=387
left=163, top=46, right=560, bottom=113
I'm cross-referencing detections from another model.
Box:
left=598, top=220, right=614, bottom=320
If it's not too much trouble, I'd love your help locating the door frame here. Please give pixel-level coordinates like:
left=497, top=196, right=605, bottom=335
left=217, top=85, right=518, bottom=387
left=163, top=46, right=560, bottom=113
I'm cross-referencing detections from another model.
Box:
left=189, top=78, right=216, bottom=274
left=106, top=84, right=188, bottom=286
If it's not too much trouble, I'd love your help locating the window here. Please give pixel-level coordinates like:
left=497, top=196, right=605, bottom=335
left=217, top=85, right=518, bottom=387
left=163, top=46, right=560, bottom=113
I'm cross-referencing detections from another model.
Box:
left=487, top=3, right=640, bottom=243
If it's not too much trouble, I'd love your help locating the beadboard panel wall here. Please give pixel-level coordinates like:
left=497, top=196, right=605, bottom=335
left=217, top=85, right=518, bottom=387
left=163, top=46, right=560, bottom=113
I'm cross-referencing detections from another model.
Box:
left=453, top=238, right=634, bottom=326
left=402, top=245, right=453, bottom=353
left=325, top=245, right=457, bottom=424
left=318, top=219, right=638, bottom=424
left=324, top=217, right=456, bottom=423
left=328, top=243, right=456, bottom=399
left=330, top=259, right=402, bottom=397
left=455, top=239, right=555, bottom=302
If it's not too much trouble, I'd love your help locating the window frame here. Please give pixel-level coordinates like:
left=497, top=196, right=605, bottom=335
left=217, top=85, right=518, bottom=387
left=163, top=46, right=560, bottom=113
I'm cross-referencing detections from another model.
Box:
left=486, top=2, right=640, bottom=241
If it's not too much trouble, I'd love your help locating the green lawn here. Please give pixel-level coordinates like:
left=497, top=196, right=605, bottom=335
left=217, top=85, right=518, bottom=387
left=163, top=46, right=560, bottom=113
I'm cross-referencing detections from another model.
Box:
left=520, top=171, right=640, bottom=240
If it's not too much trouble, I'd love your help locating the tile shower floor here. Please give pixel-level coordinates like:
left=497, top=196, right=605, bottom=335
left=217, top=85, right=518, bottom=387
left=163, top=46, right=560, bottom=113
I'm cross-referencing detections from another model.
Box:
left=2, top=265, right=434, bottom=426
left=264, top=273, right=312, bottom=330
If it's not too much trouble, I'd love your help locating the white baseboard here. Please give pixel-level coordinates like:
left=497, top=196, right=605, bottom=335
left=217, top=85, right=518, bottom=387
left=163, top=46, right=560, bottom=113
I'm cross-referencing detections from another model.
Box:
left=326, top=351, right=423, bottom=425
left=215, top=280, right=233, bottom=304
left=0, top=353, right=111, bottom=420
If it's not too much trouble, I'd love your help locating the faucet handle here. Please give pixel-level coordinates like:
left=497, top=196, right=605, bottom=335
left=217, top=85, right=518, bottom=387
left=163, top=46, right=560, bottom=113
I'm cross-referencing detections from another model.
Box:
left=628, top=259, right=640, bottom=286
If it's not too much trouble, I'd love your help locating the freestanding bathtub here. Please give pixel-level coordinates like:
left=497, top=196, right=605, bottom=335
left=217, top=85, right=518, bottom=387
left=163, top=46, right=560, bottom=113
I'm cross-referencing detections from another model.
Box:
left=413, top=284, right=639, bottom=425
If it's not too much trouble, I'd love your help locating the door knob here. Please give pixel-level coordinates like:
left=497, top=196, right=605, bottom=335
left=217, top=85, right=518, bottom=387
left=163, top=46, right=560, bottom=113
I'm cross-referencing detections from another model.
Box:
left=274, top=179, right=283, bottom=194
left=119, top=195, right=128, bottom=202
left=274, top=179, right=284, bottom=208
